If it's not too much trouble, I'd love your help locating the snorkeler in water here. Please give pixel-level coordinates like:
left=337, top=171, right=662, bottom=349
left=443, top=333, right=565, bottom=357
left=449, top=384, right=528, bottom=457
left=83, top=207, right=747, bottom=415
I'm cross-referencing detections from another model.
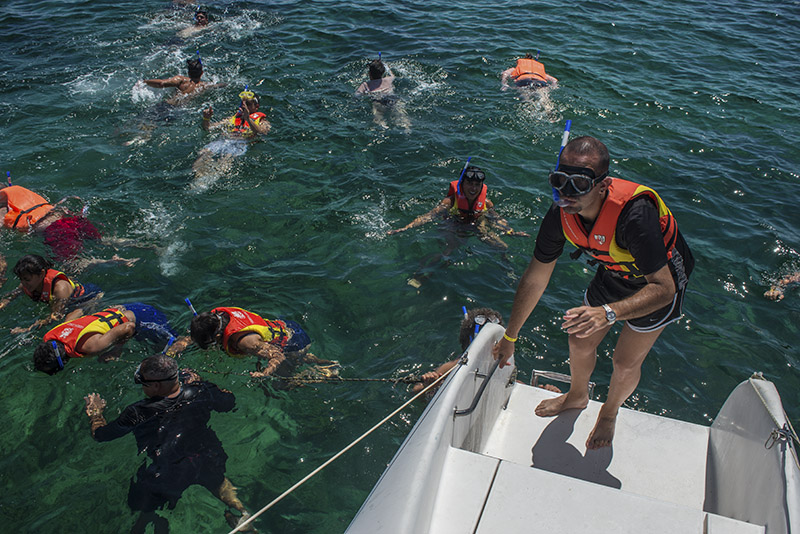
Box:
left=764, top=271, right=800, bottom=301
left=355, top=55, right=411, bottom=132
left=191, top=89, right=271, bottom=188
left=501, top=52, right=558, bottom=90
left=142, top=57, right=223, bottom=106
left=126, top=56, right=225, bottom=146
left=388, top=163, right=528, bottom=286
left=412, top=307, right=562, bottom=395
left=0, top=254, right=103, bottom=334
left=177, top=9, right=211, bottom=38
left=32, top=303, right=182, bottom=375
left=0, top=183, right=141, bottom=270
left=85, top=355, right=254, bottom=532
left=178, top=306, right=337, bottom=380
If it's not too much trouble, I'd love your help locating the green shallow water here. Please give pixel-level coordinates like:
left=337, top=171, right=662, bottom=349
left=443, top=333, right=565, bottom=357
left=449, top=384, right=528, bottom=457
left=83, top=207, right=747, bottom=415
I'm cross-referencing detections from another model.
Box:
left=1, top=0, right=799, bottom=532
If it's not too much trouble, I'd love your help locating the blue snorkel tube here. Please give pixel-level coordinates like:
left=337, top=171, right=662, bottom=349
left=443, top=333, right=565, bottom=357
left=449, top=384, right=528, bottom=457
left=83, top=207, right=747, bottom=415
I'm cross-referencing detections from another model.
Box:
left=552, top=120, right=571, bottom=207
left=456, top=156, right=472, bottom=197
left=161, top=336, right=176, bottom=354
left=6, top=171, right=11, bottom=187
left=185, top=298, right=198, bottom=316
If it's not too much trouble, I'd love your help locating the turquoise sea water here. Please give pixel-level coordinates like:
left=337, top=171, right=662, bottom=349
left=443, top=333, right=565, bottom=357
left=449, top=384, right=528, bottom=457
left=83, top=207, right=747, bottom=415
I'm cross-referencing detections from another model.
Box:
left=1, top=0, right=799, bottom=532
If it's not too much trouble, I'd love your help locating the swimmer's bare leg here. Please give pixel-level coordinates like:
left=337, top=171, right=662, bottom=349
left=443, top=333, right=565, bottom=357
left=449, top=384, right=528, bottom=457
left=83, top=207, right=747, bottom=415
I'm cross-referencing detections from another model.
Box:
left=122, top=124, right=155, bottom=147
left=217, top=477, right=247, bottom=513
left=219, top=478, right=257, bottom=532
left=534, top=327, right=605, bottom=418
left=584, top=325, right=662, bottom=450
left=371, top=103, right=388, bottom=129
left=102, top=236, right=158, bottom=250
left=68, top=255, right=140, bottom=272
left=393, top=100, right=412, bottom=134
left=192, top=150, right=235, bottom=189
left=192, top=148, right=215, bottom=180
left=478, top=230, right=509, bottom=250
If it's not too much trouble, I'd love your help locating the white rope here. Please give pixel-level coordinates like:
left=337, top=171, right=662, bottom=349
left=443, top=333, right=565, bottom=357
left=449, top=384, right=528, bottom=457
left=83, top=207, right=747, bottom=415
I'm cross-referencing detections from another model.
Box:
left=227, top=362, right=461, bottom=533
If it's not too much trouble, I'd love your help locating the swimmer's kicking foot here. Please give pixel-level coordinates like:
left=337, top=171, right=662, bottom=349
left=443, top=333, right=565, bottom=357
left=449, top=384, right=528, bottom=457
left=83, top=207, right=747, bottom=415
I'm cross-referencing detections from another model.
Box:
left=534, top=390, right=588, bottom=417
left=586, top=406, right=617, bottom=450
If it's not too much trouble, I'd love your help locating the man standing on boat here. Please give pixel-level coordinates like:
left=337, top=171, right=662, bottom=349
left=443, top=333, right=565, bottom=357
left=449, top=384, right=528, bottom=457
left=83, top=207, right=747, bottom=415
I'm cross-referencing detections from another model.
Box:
left=493, top=136, right=693, bottom=450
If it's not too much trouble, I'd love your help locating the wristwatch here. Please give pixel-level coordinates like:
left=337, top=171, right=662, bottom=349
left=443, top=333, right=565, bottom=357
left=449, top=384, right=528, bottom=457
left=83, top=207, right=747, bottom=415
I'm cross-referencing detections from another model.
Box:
left=602, top=304, right=617, bottom=325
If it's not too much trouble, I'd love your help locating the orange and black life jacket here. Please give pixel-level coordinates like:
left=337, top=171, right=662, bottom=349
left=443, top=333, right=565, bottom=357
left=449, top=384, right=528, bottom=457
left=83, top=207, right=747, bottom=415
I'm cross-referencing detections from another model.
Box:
left=23, top=269, right=85, bottom=303
left=1, top=186, right=53, bottom=231
left=212, top=307, right=289, bottom=356
left=447, top=180, right=488, bottom=220
left=560, top=178, right=678, bottom=278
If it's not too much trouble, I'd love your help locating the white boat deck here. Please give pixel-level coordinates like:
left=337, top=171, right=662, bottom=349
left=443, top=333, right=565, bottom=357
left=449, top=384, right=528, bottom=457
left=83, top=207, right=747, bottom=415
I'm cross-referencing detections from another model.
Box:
left=428, top=384, right=764, bottom=533
left=483, top=384, right=710, bottom=508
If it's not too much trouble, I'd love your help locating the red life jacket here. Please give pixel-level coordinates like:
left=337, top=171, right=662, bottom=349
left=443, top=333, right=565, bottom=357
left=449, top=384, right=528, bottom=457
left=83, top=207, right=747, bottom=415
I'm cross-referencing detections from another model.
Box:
left=44, top=308, right=129, bottom=357
left=1, top=186, right=53, bottom=231
left=23, top=269, right=85, bottom=303
left=510, top=58, right=547, bottom=84
left=447, top=180, right=488, bottom=220
left=212, top=307, right=289, bottom=356
left=230, top=112, right=267, bottom=134
left=560, top=178, right=678, bottom=278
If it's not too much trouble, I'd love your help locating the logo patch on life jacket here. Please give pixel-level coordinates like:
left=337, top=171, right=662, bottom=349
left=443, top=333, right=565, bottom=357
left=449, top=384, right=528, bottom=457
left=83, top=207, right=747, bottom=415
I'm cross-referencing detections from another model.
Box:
left=476, top=202, right=484, bottom=209
left=59, top=328, right=75, bottom=339
left=593, top=234, right=606, bottom=245
left=232, top=311, right=245, bottom=319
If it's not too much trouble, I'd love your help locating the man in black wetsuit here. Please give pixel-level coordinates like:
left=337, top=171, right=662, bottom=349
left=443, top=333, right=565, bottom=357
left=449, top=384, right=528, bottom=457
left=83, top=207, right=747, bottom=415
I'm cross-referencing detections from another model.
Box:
left=84, top=355, right=252, bottom=533
left=493, top=135, right=694, bottom=451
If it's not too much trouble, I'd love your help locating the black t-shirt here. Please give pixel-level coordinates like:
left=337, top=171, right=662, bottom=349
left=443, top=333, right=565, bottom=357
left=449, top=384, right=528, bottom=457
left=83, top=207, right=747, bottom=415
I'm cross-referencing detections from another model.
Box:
left=94, top=381, right=235, bottom=463
left=533, top=195, right=694, bottom=296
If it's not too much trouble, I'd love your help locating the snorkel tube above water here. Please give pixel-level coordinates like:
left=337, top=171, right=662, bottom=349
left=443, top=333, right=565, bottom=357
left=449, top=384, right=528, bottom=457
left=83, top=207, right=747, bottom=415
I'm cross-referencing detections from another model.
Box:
left=185, top=297, right=198, bottom=316
left=455, top=156, right=472, bottom=197
left=6, top=171, right=11, bottom=187
left=552, top=120, right=572, bottom=207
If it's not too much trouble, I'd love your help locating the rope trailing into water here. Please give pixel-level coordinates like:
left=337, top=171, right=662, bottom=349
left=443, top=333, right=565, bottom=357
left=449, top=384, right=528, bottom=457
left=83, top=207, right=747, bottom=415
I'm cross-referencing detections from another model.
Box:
left=227, top=360, right=461, bottom=534
left=112, top=358, right=428, bottom=384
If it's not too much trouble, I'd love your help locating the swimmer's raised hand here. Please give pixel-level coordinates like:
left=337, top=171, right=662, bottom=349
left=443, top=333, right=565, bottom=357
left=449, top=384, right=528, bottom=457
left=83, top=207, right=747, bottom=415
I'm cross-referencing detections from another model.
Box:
left=202, top=107, right=214, bottom=120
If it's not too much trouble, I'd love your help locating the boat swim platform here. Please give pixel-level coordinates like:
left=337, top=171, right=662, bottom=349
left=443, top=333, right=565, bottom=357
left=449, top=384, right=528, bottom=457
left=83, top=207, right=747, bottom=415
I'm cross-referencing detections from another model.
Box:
left=430, top=385, right=763, bottom=533
left=346, top=324, right=793, bottom=534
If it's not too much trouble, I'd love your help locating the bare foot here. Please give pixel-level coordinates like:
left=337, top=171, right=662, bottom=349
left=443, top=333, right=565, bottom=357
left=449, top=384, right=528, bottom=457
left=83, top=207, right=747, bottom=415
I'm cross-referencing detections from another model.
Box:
left=586, top=410, right=617, bottom=450
left=111, top=254, right=139, bottom=267
left=534, top=391, right=588, bottom=417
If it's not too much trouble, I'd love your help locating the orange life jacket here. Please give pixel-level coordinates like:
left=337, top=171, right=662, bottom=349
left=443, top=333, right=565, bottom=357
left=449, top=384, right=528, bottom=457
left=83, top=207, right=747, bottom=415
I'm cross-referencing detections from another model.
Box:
left=510, top=58, right=547, bottom=84
left=1, top=186, right=53, bottom=231
left=212, top=307, right=289, bottom=356
left=44, top=308, right=129, bottom=357
left=447, top=180, right=488, bottom=220
left=229, top=112, right=267, bottom=134
left=560, top=178, right=678, bottom=278
left=23, top=269, right=85, bottom=303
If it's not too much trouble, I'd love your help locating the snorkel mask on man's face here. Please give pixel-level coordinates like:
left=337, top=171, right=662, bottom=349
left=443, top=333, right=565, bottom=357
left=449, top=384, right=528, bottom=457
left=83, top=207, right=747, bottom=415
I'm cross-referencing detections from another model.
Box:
left=548, top=165, right=607, bottom=198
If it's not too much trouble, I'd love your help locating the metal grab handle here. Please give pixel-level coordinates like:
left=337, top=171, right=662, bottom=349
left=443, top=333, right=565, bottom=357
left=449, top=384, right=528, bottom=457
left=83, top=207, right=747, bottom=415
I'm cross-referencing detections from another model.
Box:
left=454, top=359, right=501, bottom=417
